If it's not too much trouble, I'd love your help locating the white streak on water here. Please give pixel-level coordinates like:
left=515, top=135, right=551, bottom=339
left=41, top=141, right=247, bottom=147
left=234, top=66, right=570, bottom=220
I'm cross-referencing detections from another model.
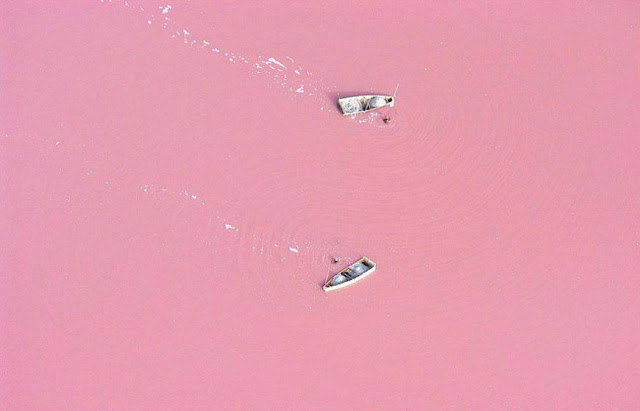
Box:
left=266, top=57, right=287, bottom=69
left=100, top=0, right=346, bottom=115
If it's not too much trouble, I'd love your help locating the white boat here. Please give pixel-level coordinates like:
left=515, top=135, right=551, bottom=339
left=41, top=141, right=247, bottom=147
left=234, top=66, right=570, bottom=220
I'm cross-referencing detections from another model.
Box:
left=323, top=256, right=376, bottom=292
left=338, top=95, right=394, bottom=115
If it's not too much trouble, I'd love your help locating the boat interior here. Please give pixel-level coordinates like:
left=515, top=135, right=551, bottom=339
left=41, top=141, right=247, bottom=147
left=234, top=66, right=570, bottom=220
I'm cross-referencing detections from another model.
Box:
left=328, top=259, right=374, bottom=286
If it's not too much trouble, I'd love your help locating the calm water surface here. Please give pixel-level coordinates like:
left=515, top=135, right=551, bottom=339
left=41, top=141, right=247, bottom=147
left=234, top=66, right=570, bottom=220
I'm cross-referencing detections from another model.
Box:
left=2, top=1, right=639, bottom=408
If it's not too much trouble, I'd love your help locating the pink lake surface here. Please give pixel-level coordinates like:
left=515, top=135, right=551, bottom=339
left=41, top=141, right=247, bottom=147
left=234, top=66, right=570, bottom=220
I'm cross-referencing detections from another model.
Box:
left=2, top=1, right=640, bottom=409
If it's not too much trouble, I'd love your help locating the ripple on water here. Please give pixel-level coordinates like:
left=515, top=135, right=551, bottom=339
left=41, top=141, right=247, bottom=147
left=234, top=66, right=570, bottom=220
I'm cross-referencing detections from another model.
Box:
left=108, top=0, right=594, bottom=308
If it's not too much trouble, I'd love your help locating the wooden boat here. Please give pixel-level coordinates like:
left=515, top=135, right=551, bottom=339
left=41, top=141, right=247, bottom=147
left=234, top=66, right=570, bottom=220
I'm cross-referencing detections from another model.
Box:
left=338, top=95, right=394, bottom=115
left=323, top=256, right=376, bottom=292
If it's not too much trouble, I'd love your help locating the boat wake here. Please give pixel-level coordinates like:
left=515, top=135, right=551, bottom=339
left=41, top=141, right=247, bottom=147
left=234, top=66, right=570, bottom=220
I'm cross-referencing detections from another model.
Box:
left=98, top=0, right=339, bottom=113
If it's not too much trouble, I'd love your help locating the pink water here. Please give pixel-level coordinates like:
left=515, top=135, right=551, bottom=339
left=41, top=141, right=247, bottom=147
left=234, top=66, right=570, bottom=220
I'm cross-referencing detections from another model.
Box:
left=2, top=1, right=640, bottom=409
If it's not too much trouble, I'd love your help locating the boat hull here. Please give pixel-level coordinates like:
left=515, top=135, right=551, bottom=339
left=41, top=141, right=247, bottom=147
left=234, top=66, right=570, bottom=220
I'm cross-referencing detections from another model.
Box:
left=323, top=256, right=377, bottom=292
left=338, top=95, right=394, bottom=115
